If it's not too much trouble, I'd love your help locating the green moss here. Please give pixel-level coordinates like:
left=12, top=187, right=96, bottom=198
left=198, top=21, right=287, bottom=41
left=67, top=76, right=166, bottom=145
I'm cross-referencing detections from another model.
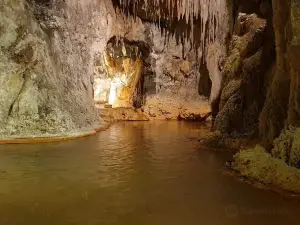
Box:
left=200, top=130, right=257, bottom=150
left=200, top=130, right=224, bottom=148
left=272, top=128, right=295, bottom=162
left=233, top=36, right=249, bottom=55
left=232, top=128, right=300, bottom=193
left=232, top=146, right=300, bottom=193
left=221, top=35, right=250, bottom=86
left=222, top=48, right=241, bottom=82
left=219, top=79, right=242, bottom=109
left=290, top=129, right=300, bottom=168
left=271, top=128, right=300, bottom=168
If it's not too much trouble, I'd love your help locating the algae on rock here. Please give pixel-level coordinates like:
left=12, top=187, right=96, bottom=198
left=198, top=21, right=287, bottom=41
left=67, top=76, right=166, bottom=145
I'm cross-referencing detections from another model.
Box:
left=232, top=127, right=300, bottom=193
left=232, top=145, right=300, bottom=194
left=213, top=11, right=272, bottom=138
left=272, top=128, right=300, bottom=168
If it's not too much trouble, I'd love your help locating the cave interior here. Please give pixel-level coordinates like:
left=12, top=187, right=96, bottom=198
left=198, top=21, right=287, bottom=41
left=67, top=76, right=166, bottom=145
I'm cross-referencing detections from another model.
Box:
left=1, top=0, right=300, bottom=219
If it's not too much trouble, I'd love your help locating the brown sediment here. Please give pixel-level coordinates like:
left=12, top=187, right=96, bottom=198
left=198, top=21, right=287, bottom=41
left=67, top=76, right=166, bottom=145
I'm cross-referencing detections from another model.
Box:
left=0, top=124, right=111, bottom=145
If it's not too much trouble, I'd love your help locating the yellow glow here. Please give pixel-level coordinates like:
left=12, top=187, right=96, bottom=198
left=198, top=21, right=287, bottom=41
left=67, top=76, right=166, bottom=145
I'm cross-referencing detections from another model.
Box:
left=108, top=82, right=117, bottom=105
left=108, top=77, right=126, bottom=106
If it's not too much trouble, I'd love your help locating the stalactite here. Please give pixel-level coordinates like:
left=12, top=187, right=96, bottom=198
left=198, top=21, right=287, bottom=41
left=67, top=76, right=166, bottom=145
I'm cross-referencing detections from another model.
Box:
left=116, top=0, right=226, bottom=60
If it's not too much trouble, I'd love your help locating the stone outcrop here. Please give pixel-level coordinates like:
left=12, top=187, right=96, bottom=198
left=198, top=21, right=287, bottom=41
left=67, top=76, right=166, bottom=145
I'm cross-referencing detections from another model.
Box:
left=230, top=0, right=300, bottom=194
left=201, top=0, right=276, bottom=145
left=271, top=128, right=300, bottom=168
left=258, top=0, right=300, bottom=149
left=0, top=0, right=141, bottom=138
left=213, top=1, right=275, bottom=139
left=1, top=0, right=96, bottom=138
left=231, top=128, right=300, bottom=194
left=231, top=145, right=300, bottom=194
left=288, top=0, right=300, bottom=128
left=259, top=0, right=292, bottom=149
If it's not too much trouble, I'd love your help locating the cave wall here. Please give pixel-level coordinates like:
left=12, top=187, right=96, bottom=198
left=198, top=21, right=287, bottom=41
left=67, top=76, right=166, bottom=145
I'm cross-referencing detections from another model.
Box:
left=230, top=0, right=300, bottom=192
left=260, top=0, right=300, bottom=149
left=288, top=0, right=300, bottom=128
left=259, top=0, right=292, bottom=149
left=92, top=20, right=212, bottom=120
left=209, top=0, right=300, bottom=149
left=0, top=0, right=128, bottom=137
left=0, top=0, right=216, bottom=138
left=3, top=0, right=295, bottom=138
left=212, top=0, right=276, bottom=138
left=142, top=24, right=210, bottom=120
left=94, top=0, right=234, bottom=120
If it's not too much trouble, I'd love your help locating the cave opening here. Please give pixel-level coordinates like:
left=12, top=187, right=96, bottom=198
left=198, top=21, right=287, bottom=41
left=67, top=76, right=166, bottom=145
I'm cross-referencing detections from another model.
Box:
left=93, top=37, right=150, bottom=110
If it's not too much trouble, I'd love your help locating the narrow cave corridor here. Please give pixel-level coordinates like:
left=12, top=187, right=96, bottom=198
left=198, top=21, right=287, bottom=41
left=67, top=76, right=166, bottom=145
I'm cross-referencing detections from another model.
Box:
left=0, top=0, right=300, bottom=224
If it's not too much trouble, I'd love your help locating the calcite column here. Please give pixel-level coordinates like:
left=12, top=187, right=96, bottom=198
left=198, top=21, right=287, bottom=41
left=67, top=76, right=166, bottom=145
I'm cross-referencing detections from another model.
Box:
left=259, top=0, right=292, bottom=149
left=288, top=1, right=300, bottom=127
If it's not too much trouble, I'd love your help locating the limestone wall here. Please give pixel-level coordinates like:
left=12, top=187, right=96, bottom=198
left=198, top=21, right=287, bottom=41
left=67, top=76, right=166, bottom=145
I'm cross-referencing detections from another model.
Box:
left=142, top=24, right=210, bottom=120
left=0, top=0, right=118, bottom=138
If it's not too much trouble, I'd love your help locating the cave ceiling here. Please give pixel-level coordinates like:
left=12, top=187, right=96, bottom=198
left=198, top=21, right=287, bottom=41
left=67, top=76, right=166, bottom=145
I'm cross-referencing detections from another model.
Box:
left=111, top=0, right=223, bottom=56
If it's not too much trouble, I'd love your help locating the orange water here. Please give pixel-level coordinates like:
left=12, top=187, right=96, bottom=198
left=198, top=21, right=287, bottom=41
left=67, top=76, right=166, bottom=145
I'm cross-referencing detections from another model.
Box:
left=0, top=121, right=299, bottom=225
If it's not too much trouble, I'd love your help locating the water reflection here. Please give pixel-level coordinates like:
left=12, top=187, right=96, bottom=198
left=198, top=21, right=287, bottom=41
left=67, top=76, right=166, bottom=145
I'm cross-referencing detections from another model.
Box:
left=0, top=121, right=299, bottom=225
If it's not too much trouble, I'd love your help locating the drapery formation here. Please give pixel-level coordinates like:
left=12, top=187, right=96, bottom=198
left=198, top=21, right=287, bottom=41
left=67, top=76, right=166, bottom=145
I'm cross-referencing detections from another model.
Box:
left=115, top=0, right=227, bottom=59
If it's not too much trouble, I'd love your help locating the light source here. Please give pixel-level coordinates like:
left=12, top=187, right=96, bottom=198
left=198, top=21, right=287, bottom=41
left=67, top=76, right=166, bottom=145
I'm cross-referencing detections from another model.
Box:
left=108, top=82, right=117, bottom=105
left=108, top=76, right=127, bottom=106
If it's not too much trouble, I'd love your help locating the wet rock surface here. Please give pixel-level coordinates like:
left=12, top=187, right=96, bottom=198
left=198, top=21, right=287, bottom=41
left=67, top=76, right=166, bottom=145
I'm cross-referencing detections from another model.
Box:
left=271, top=128, right=300, bottom=169
left=229, top=0, right=300, bottom=195
left=214, top=11, right=274, bottom=138
left=0, top=0, right=111, bottom=137
left=231, top=145, right=300, bottom=194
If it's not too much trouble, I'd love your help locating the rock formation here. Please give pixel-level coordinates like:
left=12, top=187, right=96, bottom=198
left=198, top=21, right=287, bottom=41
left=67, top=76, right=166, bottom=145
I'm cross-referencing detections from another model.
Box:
left=0, top=0, right=147, bottom=139
left=207, top=0, right=299, bottom=148
left=228, top=0, right=300, bottom=193
left=1, top=0, right=103, bottom=139
left=0, top=0, right=232, bottom=139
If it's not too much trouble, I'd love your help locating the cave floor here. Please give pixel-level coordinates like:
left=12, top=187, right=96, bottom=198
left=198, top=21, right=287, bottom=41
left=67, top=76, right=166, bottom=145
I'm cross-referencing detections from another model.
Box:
left=0, top=121, right=299, bottom=225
